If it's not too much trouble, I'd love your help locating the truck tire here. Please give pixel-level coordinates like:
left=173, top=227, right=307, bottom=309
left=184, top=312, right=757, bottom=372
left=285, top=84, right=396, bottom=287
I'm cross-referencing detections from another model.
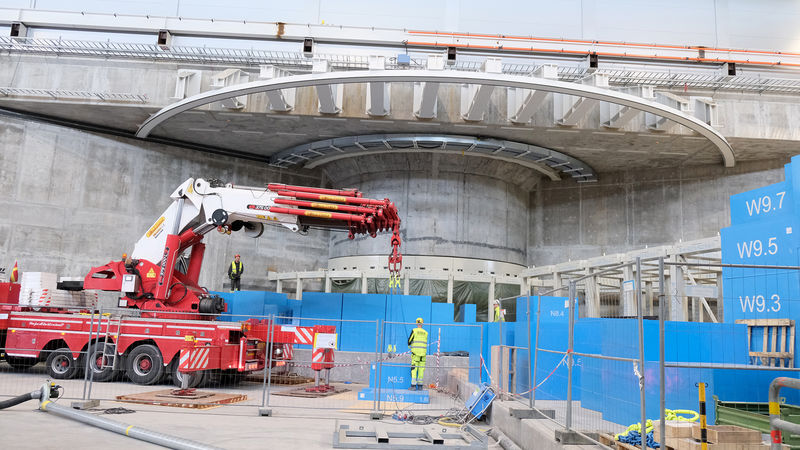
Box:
left=84, top=342, right=117, bottom=382
left=170, top=358, right=205, bottom=389
left=125, top=345, right=164, bottom=385
left=5, top=356, right=38, bottom=370
left=46, top=348, right=80, bottom=379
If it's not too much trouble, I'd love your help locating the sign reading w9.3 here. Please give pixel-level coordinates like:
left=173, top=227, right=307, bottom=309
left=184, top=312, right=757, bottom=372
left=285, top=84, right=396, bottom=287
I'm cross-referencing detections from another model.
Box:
left=730, top=181, right=792, bottom=226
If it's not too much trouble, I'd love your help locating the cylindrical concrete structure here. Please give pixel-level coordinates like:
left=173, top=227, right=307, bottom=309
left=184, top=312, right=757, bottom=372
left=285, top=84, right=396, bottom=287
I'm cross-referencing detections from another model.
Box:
left=324, top=153, right=542, bottom=265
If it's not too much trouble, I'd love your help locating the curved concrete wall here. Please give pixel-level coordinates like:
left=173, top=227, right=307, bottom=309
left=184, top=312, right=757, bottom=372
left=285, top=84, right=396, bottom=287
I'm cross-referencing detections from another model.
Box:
left=529, top=158, right=789, bottom=266
left=0, top=115, right=329, bottom=291
left=0, top=114, right=793, bottom=289
left=324, top=153, right=540, bottom=265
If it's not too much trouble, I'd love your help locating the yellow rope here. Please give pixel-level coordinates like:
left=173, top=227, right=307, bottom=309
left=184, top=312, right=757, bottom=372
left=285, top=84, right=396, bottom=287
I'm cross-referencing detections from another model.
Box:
left=615, top=410, right=699, bottom=439
left=437, top=417, right=463, bottom=428
left=665, top=409, right=699, bottom=422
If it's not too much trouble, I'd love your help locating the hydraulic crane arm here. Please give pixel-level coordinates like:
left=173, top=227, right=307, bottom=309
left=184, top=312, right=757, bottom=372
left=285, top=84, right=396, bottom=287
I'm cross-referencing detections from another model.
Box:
left=85, top=178, right=402, bottom=319
left=131, top=178, right=401, bottom=265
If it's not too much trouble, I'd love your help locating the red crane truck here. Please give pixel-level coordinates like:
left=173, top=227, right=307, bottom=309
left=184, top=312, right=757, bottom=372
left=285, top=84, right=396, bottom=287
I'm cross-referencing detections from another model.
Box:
left=0, top=177, right=402, bottom=388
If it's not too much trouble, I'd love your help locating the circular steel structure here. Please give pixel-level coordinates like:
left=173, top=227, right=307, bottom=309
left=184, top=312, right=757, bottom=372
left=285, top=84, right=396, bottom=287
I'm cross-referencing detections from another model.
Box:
left=270, top=134, right=597, bottom=182
left=136, top=69, right=735, bottom=168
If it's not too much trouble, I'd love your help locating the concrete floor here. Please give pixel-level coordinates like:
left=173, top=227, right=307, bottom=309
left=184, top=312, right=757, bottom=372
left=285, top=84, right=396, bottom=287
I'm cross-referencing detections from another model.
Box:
left=0, top=364, right=489, bottom=449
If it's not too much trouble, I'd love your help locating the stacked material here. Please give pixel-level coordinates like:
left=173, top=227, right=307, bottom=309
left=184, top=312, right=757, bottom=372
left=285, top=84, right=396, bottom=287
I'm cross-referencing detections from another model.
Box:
left=19, top=272, right=96, bottom=308
left=654, top=421, right=782, bottom=450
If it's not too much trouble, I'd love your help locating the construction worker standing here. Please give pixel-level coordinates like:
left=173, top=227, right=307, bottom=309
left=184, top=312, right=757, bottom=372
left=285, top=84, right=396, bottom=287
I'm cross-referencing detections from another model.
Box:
left=228, top=254, right=244, bottom=292
left=407, top=317, right=428, bottom=391
left=494, top=300, right=505, bottom=322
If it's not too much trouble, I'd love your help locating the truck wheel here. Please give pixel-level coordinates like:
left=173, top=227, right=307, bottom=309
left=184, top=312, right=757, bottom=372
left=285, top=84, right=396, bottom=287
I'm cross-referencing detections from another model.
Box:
left=46, top=348, right=80, bottom=379
left=170, top=359, right=205, bottom=389
left=84, top=342, right=116, bottom=382
left=125, top=345, right=164, bottom=385
left=5, top=356, right=38, bottom=370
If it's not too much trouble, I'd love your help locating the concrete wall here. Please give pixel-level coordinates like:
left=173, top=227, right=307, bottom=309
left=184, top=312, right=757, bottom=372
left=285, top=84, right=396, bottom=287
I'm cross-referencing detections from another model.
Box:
left=0, top=112, right=796, bottom=282
left=0, top=114, right=329, bottom=290
left=529, top=158, right=789, bottom=266
left=324, top=153, right=541, bottom=265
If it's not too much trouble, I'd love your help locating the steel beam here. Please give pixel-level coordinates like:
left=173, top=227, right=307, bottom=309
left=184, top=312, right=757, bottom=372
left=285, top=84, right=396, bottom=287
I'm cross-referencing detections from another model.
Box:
left=461, top=57, right=502, bottom=122
left=312, top=60, right=342, bottom=114
left=557, top=74, right=609, bottom=127
left=259, top=65, right=294, bottom=112
left=366, top=56, right=390, bottom=116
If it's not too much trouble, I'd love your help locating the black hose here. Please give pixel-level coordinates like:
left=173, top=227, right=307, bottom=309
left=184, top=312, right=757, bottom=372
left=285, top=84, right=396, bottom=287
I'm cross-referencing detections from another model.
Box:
left=0, top=390, right=39, bottom=410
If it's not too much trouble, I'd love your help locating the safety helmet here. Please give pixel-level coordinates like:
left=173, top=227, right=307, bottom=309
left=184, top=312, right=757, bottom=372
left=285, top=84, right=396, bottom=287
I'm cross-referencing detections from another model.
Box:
left=235, top=254, right=240, bottom=257
left=494, top=299, right=500, bottom=305
left=416, top=317, right=423, bottom=324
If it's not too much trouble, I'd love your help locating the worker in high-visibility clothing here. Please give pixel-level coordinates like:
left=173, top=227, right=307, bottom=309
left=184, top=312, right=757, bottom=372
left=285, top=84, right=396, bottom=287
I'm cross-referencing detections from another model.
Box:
left=407, top=317, right=428, bottom=391
left=228, top=254, right=244, bottom=292
left=494, top=300, right=505, bottom=322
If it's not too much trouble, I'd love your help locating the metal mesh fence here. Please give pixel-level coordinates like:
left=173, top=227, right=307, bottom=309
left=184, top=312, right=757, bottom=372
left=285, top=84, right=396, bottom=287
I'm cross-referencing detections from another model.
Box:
left=4, top=258, right=800, bottom=446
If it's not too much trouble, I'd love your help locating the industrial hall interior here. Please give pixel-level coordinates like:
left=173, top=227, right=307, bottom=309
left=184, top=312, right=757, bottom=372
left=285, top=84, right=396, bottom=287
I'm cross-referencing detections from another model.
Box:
left=2, top=1, right=800, bottom=449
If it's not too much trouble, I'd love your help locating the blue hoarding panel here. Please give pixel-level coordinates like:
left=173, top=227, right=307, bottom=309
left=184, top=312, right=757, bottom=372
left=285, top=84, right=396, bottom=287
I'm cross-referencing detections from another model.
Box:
left=456, top=304, right=477, bottom=323
left=384, top=294, right=431, bottom=354
left=299, top=292, right=343, bottom=349
left=730, top=181, right=792, bottom=226
left=340, top=294, right=385, bottom=352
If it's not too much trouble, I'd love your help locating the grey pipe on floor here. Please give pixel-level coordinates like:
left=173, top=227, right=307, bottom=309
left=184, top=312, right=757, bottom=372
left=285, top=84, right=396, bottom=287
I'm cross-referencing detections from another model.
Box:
left=27, top=382, right=222, bottom=450
left=487, top=427, right=522, bottom=450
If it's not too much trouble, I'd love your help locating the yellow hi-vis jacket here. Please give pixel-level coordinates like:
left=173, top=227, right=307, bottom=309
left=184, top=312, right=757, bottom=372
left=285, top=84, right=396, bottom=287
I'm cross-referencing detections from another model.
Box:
left=229, top=261, right=243, bottom=279
left=494, top=305, right=504, bottom=322
left=408, top=327, right=428, bottom=357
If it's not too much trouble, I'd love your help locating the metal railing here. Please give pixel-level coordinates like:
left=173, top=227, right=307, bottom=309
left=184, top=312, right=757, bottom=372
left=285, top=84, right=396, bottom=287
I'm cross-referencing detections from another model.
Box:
left=2, top=36, right=800, bottom=94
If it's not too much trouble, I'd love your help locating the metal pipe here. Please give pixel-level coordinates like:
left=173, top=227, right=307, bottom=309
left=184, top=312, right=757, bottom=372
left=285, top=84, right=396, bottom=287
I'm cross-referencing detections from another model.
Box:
left=566, top=281, right=575, bottom=430
left=636, top=257, right=647, bottom=450
left=81, top=308, right=96, bottom=400
left=373, top=318, right=380, bottom=414
left=659, top=258, right=666, bottom=449
left=769, top=377, right=800, bottom=450
left=39, top=399, right=222, bottom=450
left=666, top=363, right=800, bottom=371
left=376, top=318, right=385, bottom=413
left=531, top=293, right=542, bottom=406
left=571, top=261, right=633, bottom=283
left=663, top=262, right=800, bottom=270
left=261, top=314, right=274, bottom=407
left=527, top=290, right=533, bottom=409
left=87, top=305, right=104, bottom=400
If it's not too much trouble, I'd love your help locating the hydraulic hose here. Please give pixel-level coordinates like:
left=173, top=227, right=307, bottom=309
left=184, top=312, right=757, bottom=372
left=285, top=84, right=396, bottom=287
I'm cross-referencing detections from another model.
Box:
left=0, top=389, right=41, bottom=410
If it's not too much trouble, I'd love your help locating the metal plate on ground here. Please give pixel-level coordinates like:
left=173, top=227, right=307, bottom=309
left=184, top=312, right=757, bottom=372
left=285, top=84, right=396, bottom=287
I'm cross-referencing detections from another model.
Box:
left=115, top=390, right=247, bottom=409
left=273, top=386, right=350, bottom=398
left=333, top=421, right=488, bottom=449
left=245, top=372, right=314, bottom=385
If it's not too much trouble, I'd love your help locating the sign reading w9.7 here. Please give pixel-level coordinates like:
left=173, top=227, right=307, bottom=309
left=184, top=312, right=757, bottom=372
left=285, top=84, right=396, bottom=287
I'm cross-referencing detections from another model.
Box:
left=730, top=181, right=792, bottom=226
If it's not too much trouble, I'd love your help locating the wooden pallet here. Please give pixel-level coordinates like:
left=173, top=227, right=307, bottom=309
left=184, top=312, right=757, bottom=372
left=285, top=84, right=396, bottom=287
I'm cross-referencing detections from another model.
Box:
left=115, top=389, right=247, bottom=409
left=736, top=319, right=795, bottom=367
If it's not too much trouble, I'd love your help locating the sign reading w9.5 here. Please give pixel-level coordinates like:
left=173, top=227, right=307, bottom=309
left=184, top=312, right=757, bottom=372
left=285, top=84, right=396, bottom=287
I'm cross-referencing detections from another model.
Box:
left=721, top=220, right=798, bottom=265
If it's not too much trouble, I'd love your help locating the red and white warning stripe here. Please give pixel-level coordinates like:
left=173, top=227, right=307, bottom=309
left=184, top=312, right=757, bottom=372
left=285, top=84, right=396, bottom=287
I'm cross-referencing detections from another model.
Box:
left=180, top=347, right=210, bottom=371
left=312, top=348, right=324, bottom=362
left=294, top=328, right=314, bottom=345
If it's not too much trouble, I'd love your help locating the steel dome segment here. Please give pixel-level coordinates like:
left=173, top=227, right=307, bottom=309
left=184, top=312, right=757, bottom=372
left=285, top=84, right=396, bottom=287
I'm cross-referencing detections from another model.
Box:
left=136, top=70, right=735, bottom=167
left=268, top=134, right=598, bottom=182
